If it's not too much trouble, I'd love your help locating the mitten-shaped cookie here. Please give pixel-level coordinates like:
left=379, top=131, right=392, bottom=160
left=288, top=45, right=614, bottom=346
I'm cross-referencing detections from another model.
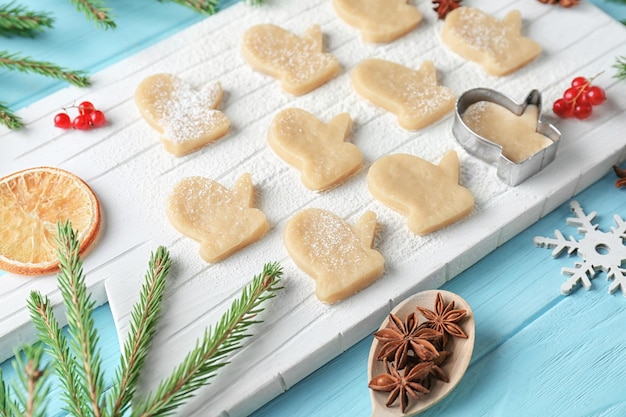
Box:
left=241, top=24, right=340, bottom=95
left=167, top=174, right=269, bottom=262
left=333, top=0, right=422, bottom=43
left=284, top=209, right=384, bottom=303
left=135, top=73, right=230, bottom=156
left=368, top=151, right=474, bottom=235
left=268, top=108, right=362, bottom=191
left=351, top=59, right=455, bottom=130
left=442, top=7, right=541, bottom=76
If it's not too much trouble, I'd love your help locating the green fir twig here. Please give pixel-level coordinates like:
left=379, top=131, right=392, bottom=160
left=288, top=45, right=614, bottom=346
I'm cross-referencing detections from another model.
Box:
left=131, top=262, right=283, bottom=416
left=106, top=247, right=171, bottom=417
left=0, top=1, right=54, bottom=37
left=0, top=102, right=23, bottom=130
left=7, top=345, right=49, bottom=417
left=0, top=51, right=90, bottom=87
left=69, top=0, right=116, bottom=30
left=4, top=221, right=282, bottom=416
left=245, top=0, right=266, bottom=5
left=158, top=0, right=219, bottom=15
left=614, top=56, right=626, bottom=81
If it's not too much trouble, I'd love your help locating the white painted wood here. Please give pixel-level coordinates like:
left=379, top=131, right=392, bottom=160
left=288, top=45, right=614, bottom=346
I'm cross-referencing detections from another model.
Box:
left=1, top=0, right=625, bottom=416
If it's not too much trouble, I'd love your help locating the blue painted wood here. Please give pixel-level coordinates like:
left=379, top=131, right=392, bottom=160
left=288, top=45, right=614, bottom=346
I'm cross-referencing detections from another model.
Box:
left=1, top=1, right=625, bottom=416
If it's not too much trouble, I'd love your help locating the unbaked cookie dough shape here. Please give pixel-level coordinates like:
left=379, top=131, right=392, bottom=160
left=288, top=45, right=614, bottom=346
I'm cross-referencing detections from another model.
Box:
left=351, top=59, right=456, bottom=130
left=284, top=208, right=385, bottom=304
left=166, top=174, right=269, bottom=263
left=368, top=151, right=474, bottom=235
left=268, top=108, right=362, bottom=191
left=135, top=73, right=230, bottom=156
left=241, top=24, right=340, bottom=95
left=441, top=7, right=541, bottom=76
left=332, top=0, right=422, bottom=43
left=461, top=101, right=553, bottom=164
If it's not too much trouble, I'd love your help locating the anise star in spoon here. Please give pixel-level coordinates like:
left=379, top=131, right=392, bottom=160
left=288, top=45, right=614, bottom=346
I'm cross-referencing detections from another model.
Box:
left=368, top=360, right=432, bottom=413
left=374, top=312, right=441, bottom=369
left=417, top=292, right=467, bottom=347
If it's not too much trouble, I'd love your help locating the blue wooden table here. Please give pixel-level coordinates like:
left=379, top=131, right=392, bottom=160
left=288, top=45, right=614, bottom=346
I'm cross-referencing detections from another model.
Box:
left=2, top=1, right=626, bottom=416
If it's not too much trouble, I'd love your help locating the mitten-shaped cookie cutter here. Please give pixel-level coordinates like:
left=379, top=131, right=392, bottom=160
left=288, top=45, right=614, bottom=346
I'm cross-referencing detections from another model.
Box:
left=453, top=88, right=561, bottom=186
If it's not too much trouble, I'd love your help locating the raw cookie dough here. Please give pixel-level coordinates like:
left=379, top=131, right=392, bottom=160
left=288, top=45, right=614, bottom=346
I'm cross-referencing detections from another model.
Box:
left=268, top=108, right=362, bottom=191
left=368, top=151, right=474, bottom=235
left=135, top=73, right=230, bottom=156
left=284, top=208, right=385, bottom=304
left=442, top=7, right=541, bottom=76
left=241, top=24, right=340, bottom=95
left=166, top=174, right=269, bottom=263
left=351, top=58, right=456, bottom=130
left=332, top=0, right=422, bottom=43
left=461, top=101, right=552, bottom=163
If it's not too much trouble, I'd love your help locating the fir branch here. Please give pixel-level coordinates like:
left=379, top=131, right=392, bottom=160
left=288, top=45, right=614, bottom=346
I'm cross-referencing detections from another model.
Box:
left=8, top=344, right=50, bottom=417
left=245, top=0, right=266, bottom=5
left=54, top=221, right=106, bottom=417
left=106, top=246, right=172, bottom=417
left=0, top=1, right=54, bottom=37
left=69, top=0, right=116, bottom=30
left=158, top=0, right=219, bottom=15
left=28, top=291, right=86, bottom=416
left=0, top=101, right=23, bottom=130
left=614, top=56, right=626, bottom=81
left=0, top=368, right=10, bottom=416
left=131, top=262, right=283, bottom=417
left=0, top=51, right=90, bottom=87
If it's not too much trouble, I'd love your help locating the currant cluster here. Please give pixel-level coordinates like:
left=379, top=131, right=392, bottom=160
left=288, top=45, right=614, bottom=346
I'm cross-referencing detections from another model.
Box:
left=54, top=101, right=106, bottom=130
left=553, top=76, right=606, bottom=120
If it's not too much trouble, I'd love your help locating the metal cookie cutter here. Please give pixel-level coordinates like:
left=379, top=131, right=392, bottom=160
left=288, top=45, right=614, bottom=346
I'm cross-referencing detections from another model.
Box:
left=453, top=88, right=561, bottom=186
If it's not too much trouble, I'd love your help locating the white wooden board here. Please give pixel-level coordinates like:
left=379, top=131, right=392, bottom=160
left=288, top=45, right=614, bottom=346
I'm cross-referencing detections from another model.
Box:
left=1, top=0, right=625, bottom=416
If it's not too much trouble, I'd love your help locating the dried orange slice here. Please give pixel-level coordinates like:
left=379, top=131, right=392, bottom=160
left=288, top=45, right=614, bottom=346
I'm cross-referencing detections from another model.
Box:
left=0, top=167, right=101, bottom=276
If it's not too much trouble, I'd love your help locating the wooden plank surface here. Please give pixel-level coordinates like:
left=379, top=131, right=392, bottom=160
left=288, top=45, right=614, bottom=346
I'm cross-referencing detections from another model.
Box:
left=1, top=1, right=625, bottom=416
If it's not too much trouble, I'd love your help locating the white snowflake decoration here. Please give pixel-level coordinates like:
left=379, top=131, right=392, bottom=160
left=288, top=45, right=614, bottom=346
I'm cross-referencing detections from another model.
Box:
left=534, top=200, right=626, bottom=296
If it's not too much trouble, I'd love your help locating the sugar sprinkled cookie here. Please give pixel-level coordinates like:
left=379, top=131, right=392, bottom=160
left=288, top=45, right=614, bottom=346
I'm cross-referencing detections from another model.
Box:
left=241, top=24, right=340, bottom=95
left=332, top=0, right=422, bottom=43
left=268, top=108, right=362, bottom=191
left=284, top=208, right=385, bottom=304
left=351, top=58, right=456, bottom=130
left=368, top=152, right=474, bottom=235
left=442, top=7, right=541, bottom=76
left=166, top=174, right=269, bottom=263
left=135, top=73, right=230, bottom=156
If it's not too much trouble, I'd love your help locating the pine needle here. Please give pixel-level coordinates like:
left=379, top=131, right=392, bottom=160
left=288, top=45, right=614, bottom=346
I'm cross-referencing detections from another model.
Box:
left=0, top=51, right=90, bottom=87
left=7, top=344, right=50, bottom=417
left=69, top=0, right=116, bottom=30
left=0, top=1, right=54, bottom=37
left=54, top=221, right=106, bottom=417
left=131, top=262, right=283, bottom=417
left=245, top=0, right=266, bottom=5
left=615, top=56, right=626, bottom=81
left=0, top=101, right=24, bottom=130
left=158, top=0, right=220, bottom=15
left=106, top=246, right=172, bottom=416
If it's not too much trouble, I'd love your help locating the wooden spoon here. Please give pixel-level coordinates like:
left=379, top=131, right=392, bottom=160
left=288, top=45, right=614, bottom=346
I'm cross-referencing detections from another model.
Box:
left=368, top=290, right=475, bottom=417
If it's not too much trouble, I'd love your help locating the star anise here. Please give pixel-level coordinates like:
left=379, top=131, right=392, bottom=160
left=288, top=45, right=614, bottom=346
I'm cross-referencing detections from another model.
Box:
left=537, top=0, right=579, bottom=7
left=407, top=350, right=451, bottom=390
left=417, top=292, right=467, bottom=347
left=374, top=312, right=441, bottom=369
left=369, top=360, right=432, bottom=413
left=613, top=165, right=626, bottom=188
left=432, top=0, right=462, bottom=20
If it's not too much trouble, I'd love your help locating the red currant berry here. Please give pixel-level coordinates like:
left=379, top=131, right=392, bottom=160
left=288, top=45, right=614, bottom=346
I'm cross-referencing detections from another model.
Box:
left=73, top=114, right=91, bottom=130
left=586, top=85, right=606, bottom=106
left=78, top=101, right=95, bottom=116
left=571, top=77, right=589, bottom=89
left=89, top=110, right=106, bottom=127
left=553, top=98, right=573, bottom=118
left=54, top=113, right=71, bottom=129
left=573, top=103, right=593, bottom=120
left=563, top=87, right=581, bottom=103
